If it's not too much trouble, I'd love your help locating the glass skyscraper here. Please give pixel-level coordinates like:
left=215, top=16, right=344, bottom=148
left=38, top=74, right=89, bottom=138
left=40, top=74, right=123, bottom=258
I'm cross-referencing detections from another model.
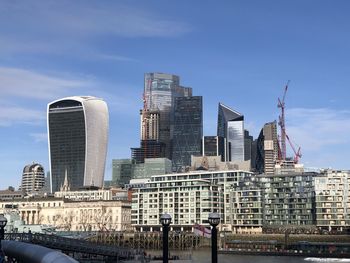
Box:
left=217, top=103, right=245, bottom=162
left=144, top=73, right=192, bottom=160
left=47, top=96, right=108, bottom=192
left=172, top=96, right=203, bottom=171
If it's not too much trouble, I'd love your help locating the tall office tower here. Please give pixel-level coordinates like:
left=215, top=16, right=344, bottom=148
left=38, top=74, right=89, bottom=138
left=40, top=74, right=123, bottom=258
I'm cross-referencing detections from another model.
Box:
left=201, top=136, right=226, bottom=161
left=144, top=73, right=192, bottom=159
left=251, top=139, right=258, bottom=172
left=47, top=96, right=108, bottom=192
left=21, top=163, right=45, bottom=194
left=255, top=121, right=279, bottom=174
left=172, top=96, right=203, bottom=172
left=217, top=103, right=245, bottom=162
left=244, top=130, right=253, bottom=161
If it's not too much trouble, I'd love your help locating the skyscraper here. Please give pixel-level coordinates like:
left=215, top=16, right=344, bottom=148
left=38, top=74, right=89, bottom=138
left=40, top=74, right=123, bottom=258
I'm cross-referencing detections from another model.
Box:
left=172, top=96, right=203, bottom=171
left=255, top=121, right=279, bottom=174
left=244, top=130, right=253, bottom=161
left=21, top=163, right=45, bottom=194
left=47, top=96, right=108, bottom=192
left=143, top=73, right=192, bottom=159
left=217, top=103, right=245, bottom=162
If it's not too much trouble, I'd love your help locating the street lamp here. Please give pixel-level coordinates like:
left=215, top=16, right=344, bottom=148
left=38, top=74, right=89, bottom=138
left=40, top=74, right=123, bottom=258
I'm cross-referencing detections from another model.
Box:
left=0, top=214, right=8, bottom=251
left=160, top=213, right=171, bottom=263
left=208, top=212, right=220, bottom=263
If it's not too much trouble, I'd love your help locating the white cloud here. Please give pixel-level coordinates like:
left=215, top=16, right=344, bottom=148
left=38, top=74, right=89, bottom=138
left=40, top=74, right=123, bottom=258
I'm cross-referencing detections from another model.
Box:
left=0, top=1, right=192, bottom=55
left=286, top=107, right=350, bottom=151
left=0, top=106, right=45, bottom=126
left=0, top=67, right=89, bottom=100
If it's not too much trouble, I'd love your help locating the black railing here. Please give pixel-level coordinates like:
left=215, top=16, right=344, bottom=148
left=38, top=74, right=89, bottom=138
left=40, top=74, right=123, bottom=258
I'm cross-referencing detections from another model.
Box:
left=4, top=233, right=136, bottom=259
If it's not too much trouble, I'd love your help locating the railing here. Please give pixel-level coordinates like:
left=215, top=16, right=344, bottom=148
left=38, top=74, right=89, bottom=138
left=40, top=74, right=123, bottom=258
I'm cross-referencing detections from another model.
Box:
left=4, top=233, right=136, bottom=259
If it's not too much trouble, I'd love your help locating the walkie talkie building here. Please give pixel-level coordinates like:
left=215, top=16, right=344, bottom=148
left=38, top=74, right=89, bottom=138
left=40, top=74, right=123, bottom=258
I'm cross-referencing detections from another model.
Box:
left=47, top=96, right=108, bottom=192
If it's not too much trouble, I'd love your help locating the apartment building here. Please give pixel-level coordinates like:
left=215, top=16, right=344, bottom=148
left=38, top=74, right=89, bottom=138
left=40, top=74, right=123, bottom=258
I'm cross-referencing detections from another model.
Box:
left=315, top=170, right=350, bottom=231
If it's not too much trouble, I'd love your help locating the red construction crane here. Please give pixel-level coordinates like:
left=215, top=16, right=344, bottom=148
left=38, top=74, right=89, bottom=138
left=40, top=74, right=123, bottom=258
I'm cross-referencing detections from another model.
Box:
left=277, top=81, right=302, bottom=164
left=286, top=134, right=302, bottom=163
left=277, top=80, right=289, bottom=161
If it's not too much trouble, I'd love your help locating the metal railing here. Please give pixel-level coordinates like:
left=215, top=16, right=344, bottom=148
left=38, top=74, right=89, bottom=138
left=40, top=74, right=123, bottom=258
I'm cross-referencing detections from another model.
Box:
left=4, top=233, right=136, bottom=259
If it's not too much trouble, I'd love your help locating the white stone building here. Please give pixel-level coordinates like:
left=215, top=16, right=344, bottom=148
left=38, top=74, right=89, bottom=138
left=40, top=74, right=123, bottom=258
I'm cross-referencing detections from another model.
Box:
left=0, top=198, right=131, bottom=232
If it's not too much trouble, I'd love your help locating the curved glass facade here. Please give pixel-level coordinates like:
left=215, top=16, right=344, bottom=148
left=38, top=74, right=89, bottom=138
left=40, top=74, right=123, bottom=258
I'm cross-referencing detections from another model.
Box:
left=48, top=96, right=108, bottom=192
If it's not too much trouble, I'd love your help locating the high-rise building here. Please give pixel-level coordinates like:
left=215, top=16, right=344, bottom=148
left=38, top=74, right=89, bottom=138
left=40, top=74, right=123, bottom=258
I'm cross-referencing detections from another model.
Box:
left=47, top=96, right=108, bottom=192
left=244, top=130, right=253, bottom=161
left=143, top=73, right=192, bottom=159
left=201, top=136, right=225, bottom=160
left=217, top=103, right=245, bottom=162
left=21, top=163, right=45, bottom=194
left=255, top=121, right=279, bottom=174
left=172, top=96, right=203, bottom=172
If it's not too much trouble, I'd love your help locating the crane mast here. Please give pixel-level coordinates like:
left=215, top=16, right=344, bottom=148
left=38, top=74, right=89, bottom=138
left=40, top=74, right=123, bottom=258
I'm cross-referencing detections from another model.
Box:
left=277, top=81, right=288, bottom=160
left=277, top=81, right=302, bottom=164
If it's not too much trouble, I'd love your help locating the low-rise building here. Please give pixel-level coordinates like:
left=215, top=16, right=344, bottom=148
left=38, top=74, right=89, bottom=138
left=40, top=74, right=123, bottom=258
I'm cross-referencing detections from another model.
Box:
left=0, top=198, right=131, bottom=232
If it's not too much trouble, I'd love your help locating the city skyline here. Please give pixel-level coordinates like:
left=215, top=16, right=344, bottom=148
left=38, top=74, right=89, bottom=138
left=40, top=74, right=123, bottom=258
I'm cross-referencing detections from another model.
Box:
left=1, top=0, right=350, bottom=188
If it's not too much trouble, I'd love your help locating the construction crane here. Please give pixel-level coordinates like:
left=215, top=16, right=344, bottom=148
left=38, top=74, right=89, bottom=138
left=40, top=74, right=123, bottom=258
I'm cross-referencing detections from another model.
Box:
left=277, top=80, right=289, bottom=161
left=286, top=134, right=302, bottom=163
left=277, top=81, right=302, bottom=164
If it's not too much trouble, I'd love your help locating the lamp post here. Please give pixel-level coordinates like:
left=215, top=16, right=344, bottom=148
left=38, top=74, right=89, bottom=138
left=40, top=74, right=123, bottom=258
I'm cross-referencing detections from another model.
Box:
left=208, top=213, right=220, bottom=263
left=0, top=214, right=8, bottom=251
left=160, top=213, right=171, bottom=263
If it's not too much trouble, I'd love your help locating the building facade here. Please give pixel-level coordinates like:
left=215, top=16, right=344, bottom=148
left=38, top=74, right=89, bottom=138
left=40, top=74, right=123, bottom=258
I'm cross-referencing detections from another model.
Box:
left=217, top=103, right=245, bottom=162
left=258, top=173, right=316, bottom=226
left=143, top=73, right=192, bottom=160
left=111, top=158, right=172, bottom=187
left=131, top=170, right=253, bottom=231
left=229, top=174, right=263, bottom=234
left=140, top=110, right=160, bottom=141
left=255, top=121, right=279, bottom=174
left=201, top=136, right=225, bottom=160
left=131, top=140, right=165, bottom=164
left=314, top=170, right=350, bottom=231
left=0, top=198, right=131, bottom=232
left=172, top=96, right=203, bottom=172
left=21, top=163, right=45, bottom=194
left=47, top=96, right=108, bottom=192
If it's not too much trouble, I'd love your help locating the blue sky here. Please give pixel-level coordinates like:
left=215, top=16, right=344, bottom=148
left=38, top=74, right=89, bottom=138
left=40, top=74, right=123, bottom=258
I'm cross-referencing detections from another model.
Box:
left=1, top=0, right=350, bottom=189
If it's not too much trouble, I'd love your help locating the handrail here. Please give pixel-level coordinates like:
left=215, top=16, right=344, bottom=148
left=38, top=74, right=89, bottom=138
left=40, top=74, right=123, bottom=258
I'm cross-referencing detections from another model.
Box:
left=4, top=233, right=134, bottom=258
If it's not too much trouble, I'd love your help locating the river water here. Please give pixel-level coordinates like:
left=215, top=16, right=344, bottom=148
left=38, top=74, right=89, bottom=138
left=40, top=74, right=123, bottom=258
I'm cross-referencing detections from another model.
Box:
left=142, top=249, right=350, bottom=263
